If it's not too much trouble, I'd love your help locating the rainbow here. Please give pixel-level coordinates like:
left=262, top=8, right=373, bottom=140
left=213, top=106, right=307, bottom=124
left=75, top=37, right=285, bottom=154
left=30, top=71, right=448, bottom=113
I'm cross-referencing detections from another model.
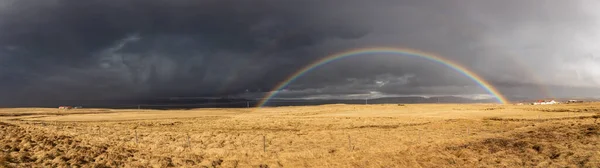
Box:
left=257, top=47, right=510, bottom=107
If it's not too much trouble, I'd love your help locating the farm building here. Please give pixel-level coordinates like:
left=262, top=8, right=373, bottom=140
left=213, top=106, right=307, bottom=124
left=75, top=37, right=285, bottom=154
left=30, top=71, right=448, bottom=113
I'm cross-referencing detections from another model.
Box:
left=531, top=100, right=558, bottom=105
left=58, top=106, right=73, bottom=110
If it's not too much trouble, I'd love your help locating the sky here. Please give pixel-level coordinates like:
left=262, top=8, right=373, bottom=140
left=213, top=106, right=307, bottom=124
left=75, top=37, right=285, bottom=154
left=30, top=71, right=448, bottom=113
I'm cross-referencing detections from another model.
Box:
left=1, top=0, right=600, bottom=105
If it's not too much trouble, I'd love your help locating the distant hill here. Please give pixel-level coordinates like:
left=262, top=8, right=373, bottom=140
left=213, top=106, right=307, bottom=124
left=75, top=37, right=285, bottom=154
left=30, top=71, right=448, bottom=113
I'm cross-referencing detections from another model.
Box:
left=0, top=97, right=253, bottom=109
left=261, top=96, right=497, bottom=107
left=510, top=97, right=600, bottom=103
left=4, top=95, right=596, bottom=109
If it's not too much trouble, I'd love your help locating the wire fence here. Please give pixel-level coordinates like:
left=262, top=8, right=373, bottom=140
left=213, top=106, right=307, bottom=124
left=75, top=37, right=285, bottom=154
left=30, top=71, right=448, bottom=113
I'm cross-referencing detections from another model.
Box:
left=67, top=99, right=378, bottom=109
left=38, top=97, right=494, bottom=110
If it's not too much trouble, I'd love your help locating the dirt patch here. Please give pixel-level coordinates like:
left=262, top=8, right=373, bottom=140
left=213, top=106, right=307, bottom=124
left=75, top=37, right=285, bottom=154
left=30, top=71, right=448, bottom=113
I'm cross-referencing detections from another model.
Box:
left=484, top=114, right=600, bottom=122
left=0, top=121, right=235, bottom=167
left=346, top=122, right=431, bottom=129
left=442, top=123, right=600, bottom=167
left=1, top=122, right=136, bottom=167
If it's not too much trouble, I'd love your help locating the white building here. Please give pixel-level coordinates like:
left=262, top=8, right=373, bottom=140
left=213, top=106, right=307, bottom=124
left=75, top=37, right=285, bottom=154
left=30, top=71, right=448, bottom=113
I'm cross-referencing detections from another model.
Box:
left=532, top=100, right=558, bottom=105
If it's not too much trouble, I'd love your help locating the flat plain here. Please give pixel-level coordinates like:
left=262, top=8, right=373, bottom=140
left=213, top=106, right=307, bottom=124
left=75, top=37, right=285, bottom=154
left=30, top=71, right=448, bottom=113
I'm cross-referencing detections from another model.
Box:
left=1, top=103, right=600, bottom=167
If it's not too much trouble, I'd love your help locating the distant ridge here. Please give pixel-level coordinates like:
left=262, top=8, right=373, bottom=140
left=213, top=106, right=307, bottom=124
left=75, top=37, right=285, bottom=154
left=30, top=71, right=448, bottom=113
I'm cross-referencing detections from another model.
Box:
left=3, top=96, right=597, bottom=109
left=259, top=96, right=498, bottom=107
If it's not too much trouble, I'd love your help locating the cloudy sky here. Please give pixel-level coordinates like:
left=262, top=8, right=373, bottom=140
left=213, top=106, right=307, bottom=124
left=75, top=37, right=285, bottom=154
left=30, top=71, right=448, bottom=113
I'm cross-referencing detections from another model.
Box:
left=1, top=0, right=600, bottom=105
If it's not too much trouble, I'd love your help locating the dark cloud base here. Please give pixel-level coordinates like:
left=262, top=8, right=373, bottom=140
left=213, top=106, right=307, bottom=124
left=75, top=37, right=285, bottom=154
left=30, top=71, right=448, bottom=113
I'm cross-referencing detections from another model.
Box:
left=0, top=0, right=598, bottom=106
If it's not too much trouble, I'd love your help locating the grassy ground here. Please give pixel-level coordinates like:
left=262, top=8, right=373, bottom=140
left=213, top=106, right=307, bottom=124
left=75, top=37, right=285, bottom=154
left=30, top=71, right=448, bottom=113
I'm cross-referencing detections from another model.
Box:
left=1, top=103, right=600, bottom=167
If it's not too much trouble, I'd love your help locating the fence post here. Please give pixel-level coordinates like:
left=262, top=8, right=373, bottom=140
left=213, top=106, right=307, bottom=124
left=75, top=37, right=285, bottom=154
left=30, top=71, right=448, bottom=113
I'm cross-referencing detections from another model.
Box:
left=467, top=127, right=469, bottom=136
left=135, top=129, right=139, bottom=145
left=263, top=135, right=266, bottom=152
left=187, top=133, right=192, bottom=150
left=348, top=135, right=353, bottom=151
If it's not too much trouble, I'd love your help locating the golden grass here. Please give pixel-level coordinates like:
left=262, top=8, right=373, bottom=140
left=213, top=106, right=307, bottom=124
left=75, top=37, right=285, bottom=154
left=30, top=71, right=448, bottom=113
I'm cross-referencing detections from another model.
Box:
left=1, top=103, right=600, bottom=167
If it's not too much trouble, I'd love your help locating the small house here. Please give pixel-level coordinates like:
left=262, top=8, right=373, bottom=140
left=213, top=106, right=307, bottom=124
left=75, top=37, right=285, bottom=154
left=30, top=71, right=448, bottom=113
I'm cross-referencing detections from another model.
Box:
left=532, top=100, right=558, bottom=105
left=58, top=106, right=73, bottom=110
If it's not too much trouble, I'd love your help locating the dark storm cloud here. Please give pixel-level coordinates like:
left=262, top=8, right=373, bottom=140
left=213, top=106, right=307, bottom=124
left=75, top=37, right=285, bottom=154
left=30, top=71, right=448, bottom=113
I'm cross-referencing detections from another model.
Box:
left=0, top=0, right=370, bottom=104
left=1, top=0, right=599, bottom=105
left=269, top=0, right=600, bottom=99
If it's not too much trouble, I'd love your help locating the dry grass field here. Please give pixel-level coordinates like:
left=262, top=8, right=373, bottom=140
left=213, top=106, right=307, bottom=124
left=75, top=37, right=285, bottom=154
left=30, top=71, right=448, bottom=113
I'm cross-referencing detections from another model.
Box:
left=1, top=103, right=600, bottom=167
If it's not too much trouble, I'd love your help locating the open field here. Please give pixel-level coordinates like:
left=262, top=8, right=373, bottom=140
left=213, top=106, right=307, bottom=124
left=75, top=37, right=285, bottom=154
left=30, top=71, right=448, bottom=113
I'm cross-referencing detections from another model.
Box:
left=1, top=103, right=600, bottom=167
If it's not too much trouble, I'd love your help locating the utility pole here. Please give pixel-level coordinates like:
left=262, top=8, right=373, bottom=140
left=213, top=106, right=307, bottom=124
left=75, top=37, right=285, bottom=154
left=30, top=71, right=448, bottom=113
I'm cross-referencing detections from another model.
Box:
left=365, top=98, right=368, bottom=105
left=246, top=101, right=250, bottom=108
